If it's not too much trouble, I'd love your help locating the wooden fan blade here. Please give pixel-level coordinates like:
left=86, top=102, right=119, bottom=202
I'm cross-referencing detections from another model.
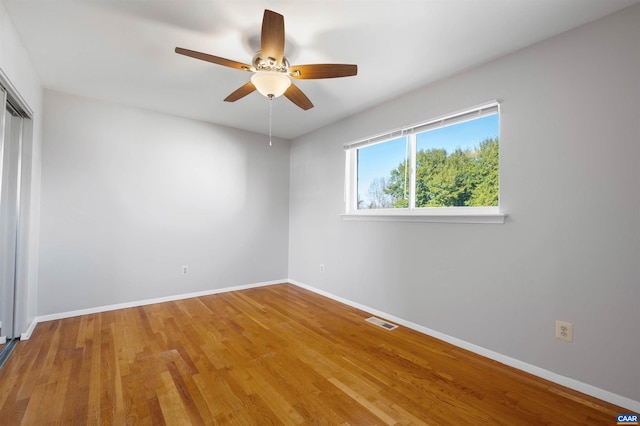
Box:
left=175, top=47, right=252, bottom=71
left=261, top=10, right=285, bottom=63
left=284, top=83, right=314, bottom=110
left=289, top=64, right=358, bottom=79
left=224, top=82, right=256, bottom=102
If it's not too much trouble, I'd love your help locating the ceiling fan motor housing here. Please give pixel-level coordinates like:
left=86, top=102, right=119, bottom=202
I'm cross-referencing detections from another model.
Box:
left=252, top=53, right=290, bottom=73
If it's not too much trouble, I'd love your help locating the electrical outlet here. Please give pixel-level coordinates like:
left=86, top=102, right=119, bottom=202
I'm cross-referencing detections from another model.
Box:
left=555, top=320, right=573, bottom=342
left=319, top=264, right=325, bottom=273
left=181, top=265, right=189, bottom=275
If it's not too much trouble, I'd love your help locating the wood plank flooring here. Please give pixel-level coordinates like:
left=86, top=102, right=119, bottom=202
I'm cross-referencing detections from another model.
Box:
left=0, top=283, right=628, bottom=425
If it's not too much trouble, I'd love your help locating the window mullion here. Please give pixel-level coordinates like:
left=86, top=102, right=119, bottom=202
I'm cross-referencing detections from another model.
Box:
left=409, top=133, right=417, bottom=210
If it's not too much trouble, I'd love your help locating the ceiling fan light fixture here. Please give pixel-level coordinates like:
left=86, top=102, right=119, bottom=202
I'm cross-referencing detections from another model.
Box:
left=251, top=71, right=291, bottom=98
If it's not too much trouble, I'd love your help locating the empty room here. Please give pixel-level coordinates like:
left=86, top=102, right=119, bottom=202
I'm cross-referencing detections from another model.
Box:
left=0, top=0, right=639, bottom=424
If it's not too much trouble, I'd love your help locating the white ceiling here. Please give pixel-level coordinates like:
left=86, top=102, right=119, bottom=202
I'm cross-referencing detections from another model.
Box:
left=3, top=0, right=637, bottom=139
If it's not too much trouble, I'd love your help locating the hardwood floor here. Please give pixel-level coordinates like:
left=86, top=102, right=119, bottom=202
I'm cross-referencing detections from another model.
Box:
left=0, top=283, right=628, bottom=425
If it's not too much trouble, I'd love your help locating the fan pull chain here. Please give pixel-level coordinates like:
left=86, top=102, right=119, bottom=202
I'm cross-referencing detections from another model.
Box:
left=268, top=94, right=273, bottom=147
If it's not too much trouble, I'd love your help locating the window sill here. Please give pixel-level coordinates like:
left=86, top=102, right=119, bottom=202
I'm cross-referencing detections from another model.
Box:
left=341, top=208, right=506, bottom=224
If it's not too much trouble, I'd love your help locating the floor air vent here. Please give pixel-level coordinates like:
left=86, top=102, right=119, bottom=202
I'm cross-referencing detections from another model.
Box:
left=365, top=317, right=398, bottom=330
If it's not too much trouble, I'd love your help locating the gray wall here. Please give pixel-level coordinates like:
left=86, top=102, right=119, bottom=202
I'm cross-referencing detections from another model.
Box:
left=39, top=90, right=290, bottom=315
left=1, top=2, right=43, bottom=337
left=288, top=5, right=640, bottom=402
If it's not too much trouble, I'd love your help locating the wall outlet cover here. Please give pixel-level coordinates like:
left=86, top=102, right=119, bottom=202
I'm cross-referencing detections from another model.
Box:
left=555, top=320, right=573, bottom=342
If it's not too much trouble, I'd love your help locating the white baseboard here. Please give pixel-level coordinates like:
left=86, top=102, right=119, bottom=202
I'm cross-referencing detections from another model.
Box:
left=20, top=318, right=39, bottom=341
left=31, top=279, right=286, bottom=324
left=287, top=279, right=640, bottom=413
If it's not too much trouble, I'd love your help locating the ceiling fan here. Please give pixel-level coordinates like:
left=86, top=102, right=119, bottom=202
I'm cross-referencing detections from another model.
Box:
left=175, top=9, right=358, bottom=110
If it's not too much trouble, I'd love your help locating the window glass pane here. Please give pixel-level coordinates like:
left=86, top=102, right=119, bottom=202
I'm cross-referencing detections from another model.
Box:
left=415, top=114, right=499, bottom=207
left=357, top=136, right=408, bottom=209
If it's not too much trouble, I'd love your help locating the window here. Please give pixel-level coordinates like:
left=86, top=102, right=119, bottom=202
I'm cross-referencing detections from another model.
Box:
left=344, top=102, right=504, bottom=223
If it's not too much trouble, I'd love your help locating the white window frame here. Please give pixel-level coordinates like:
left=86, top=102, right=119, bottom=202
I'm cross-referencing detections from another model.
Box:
left=343, top=101, right=505, bottom=224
